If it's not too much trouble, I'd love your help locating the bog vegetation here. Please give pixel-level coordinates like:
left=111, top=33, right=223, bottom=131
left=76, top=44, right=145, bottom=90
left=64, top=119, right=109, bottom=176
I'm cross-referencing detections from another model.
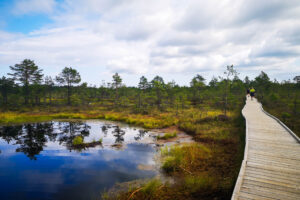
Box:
left=0, top=59, right=299, bottom=199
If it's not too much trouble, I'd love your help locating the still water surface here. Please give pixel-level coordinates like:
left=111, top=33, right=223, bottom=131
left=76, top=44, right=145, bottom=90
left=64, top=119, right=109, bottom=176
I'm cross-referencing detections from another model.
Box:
left=0, top=120, right=158, bottom=200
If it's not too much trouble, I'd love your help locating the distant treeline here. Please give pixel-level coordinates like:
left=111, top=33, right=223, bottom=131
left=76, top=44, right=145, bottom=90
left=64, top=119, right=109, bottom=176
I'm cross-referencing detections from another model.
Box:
left=0, top=59, right=299, bottom=116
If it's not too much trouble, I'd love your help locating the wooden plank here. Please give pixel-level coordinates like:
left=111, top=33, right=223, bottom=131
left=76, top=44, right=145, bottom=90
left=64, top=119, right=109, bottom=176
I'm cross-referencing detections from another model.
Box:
left=247, top=157, right=300, bottom=167
left=248, top=142, right=300, bottom=150
left=246, top=162, right=300, bottom=175
left=247, top=158, right=300, bottom=169
left=248, top=151, right=300, bottom=159
left=248, top=138, right=298, bottom=145
left=238, top=191, right=276, bottom=200
left=248, top=150, right=300, bottom=160
left=248, top=137, right=296, bottom=143
left=244, top=171, right=300, bottom=185
left=241, top=184, right=298, bottom=200
left=248, top=153, right=300, bottom=162
left=248, top=145, right=300, bottom=152
left=243, top=176, right=300, bottom=193
left=247, top=158, right=300, bottom=170
left=245, top=168, right=300, bottom=182
left=237, top=195, right=252, bottom=200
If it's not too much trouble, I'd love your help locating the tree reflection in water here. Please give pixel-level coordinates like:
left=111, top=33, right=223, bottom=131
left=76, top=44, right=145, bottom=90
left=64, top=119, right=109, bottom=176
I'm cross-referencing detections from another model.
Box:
left=0, top=121, right=150, bottom=160
left=15, top=123, right=49, bottom=160
left=0, top=122, right=91, bottom=160
left=56, top=122, right=91, bottom=150
left=134, top=130, right=148, bottom=141
left=112, top=126, right=125, bottom=144
left=101, top=125, right=108, bottom=137
left=0, top=125, right=23, bottom=144
left=0, top=123, right=53, bottom=160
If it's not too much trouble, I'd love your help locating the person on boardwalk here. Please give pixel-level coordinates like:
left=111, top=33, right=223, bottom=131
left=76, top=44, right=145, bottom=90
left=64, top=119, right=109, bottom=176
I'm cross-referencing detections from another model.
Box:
left=250, top=87, right=255, bottom=100
left=246, top=88, right=250, bottom=98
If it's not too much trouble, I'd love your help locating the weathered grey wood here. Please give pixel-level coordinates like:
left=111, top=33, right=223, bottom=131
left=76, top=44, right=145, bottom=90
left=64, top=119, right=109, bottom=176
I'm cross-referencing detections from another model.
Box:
left=238, top=191, right=276, bottom=200
left=231, top=98, right=300, bottom=200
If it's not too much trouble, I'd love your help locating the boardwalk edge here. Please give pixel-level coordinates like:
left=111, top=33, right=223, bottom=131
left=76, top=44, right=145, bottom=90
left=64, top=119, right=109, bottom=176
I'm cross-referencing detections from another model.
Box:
left=231, top=102, right=249, bottom=200
left=259, top=103, right=300, bottom=143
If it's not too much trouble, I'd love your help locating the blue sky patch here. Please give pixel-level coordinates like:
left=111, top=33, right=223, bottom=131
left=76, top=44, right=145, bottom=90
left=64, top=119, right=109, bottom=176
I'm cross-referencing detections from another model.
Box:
left=0, top=0, right=53, bottom=33
left=3, top=14, right=52, bottom=33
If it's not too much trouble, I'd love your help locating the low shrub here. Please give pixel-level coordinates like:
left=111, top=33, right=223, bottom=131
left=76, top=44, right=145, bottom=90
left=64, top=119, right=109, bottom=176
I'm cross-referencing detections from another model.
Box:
left=72, top=136, right=83, bottom=146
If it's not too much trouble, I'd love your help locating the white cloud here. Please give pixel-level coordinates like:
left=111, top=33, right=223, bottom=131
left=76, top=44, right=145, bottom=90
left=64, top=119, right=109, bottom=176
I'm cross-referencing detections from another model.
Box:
left=13, top=0, right=56, bottom=15
left=0, top=0, right=300, bottom=85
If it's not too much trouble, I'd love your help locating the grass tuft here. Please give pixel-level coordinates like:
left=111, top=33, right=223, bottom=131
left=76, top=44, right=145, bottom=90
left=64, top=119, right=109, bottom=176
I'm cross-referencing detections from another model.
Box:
left=157, top=132, right=177, bottom=140
left=141, top=179, right=162, bottom=195
left=161, top=144, right=211, bottom=174
left=184, top=175, right=216, bottom=193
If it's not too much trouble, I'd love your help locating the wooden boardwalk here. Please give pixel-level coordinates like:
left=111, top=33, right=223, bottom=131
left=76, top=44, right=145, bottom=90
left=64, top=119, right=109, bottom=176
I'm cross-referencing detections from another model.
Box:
left=232, top=98, right=300, bottom=200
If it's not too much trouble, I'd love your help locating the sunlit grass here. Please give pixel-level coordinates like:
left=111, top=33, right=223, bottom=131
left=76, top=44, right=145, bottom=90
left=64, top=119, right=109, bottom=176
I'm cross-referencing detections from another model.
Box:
left=140, top=179, right=162, bottom=195
left=161, top=143, right=211, bottom=174
left=0, top=112, right=53, bottom=124
left=184, top=174, right=216, bottom=194
left=157, top=132, right=177, bottom=140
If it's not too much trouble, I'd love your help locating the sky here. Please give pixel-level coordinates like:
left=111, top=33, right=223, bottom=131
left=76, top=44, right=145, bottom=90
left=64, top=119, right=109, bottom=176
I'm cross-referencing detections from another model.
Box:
left=0, top=0, right=300, bottom=86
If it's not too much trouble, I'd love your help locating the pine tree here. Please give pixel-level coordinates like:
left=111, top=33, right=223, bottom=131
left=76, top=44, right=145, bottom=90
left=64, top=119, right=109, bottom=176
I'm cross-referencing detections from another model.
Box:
left=0, top=76, right=14, bottom=105
left=8, top=59, right=43, bottom=104
left=56, top=67, right=81, bottom=105
left=190, top=74, right=205, bottom=104
left=112, top=73, right=122, bottom=107
left=45, top=76, right=54, bottom=104
left=138, top=76, right=149, bottom=108
left=151, top=76, right=165, bottom=110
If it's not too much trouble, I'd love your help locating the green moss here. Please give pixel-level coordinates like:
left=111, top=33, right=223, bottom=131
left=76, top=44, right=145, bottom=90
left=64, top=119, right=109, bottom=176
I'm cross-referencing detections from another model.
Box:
left=72, top=136, right=83, bottom=146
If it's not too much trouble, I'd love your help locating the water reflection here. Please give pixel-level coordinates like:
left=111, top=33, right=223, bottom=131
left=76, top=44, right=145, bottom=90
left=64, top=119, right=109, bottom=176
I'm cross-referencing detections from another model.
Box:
left=101, top=125, right=108, bottom=136
left=0, top=120, right=157, bottom=200
left=56, top=122, right=91, bottom=150
left=0, top=121, right=153, bottom=160
left=0, top=122, right=90, bottom=160
left=0, top=125, right=23, bottom=144
left=0, top=124, right=49, bottom=160
left=134, top=130, right=148, bottom=141
left=112, top=126, right=125, bottom=144
left=15, top=124, right=49, bottom=160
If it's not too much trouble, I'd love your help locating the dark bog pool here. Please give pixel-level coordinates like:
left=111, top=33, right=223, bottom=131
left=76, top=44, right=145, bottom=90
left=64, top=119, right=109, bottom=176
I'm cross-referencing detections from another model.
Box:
left=0, top=120, right=158, bottom=200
